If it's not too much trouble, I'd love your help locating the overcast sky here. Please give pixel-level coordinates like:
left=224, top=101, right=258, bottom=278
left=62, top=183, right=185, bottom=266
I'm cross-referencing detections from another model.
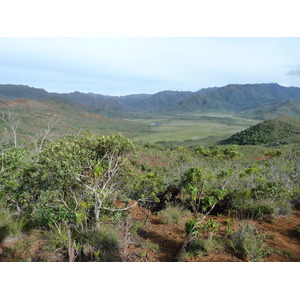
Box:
left=1, top=37, right=300, bottom=95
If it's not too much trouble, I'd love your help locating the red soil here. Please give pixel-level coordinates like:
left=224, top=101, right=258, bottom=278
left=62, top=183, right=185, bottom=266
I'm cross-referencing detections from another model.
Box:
left=124, top=205, right=300, bottom=262
left=1, top=204, right=299, bottom=262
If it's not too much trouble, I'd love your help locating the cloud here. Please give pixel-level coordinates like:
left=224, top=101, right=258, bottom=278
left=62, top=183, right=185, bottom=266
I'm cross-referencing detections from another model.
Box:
left=286, top=69, right=300, bottom=76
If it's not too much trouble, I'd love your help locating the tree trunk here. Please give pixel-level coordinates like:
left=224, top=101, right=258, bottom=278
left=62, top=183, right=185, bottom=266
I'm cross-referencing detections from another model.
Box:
left=95, top=201, right=100, bottom=228
left=66, top=224, right=76, bottom=262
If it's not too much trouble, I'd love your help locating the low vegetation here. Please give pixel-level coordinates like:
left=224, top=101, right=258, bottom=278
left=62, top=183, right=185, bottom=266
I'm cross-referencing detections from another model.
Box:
left=0, top=106, right=299, bottom=262
left=221, top=117, right=300, bottom=145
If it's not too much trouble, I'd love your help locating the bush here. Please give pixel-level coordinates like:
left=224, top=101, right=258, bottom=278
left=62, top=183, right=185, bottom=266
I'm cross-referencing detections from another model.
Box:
left=78, top=225, right=120, bottom=261
left=0, top=210, right=27, bottom=238
left=228, top=222, right=270, bottom=261
left=130, top=220, right=144, bottom=236
left=43, top=225, right=69, bottom=252
left=158, top=203, right=188, bottom=224
left=186, top=235, right=223, bottom=256
left=144, top=240, right=160, bottom=252
left=185, top=219, right=200, bottom=236
left=229, top=197, right=292, bottom=220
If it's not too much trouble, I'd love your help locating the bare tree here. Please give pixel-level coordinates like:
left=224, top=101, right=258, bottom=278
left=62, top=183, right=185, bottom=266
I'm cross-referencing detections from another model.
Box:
left=0, top=111, right=20, bottom=147
left=77, top=148, right=141, bottom=227
left=28, top=117, right=60, bottom=152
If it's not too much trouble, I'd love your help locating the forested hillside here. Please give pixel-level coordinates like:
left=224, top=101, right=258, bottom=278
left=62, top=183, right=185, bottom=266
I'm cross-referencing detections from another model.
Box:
left=2, top=83, right=300, bottom=119
left=221, top=117, right=300, bottom=145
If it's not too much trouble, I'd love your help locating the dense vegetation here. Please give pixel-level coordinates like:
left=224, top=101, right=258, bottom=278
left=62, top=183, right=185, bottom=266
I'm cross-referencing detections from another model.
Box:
left=221, top=117, right=300, bottom=145
left=0, top=83, right=300, bottom=262
left=0, top=113, right=299, bottom=261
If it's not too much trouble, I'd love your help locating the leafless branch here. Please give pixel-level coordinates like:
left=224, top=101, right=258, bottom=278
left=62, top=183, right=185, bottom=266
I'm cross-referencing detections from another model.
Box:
left=28, top=117, right=60, bottom=151
left=0, top=111, right=20, bottom=147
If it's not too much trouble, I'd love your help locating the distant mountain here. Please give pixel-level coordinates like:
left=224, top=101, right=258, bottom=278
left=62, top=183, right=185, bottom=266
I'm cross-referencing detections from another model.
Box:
left=60, top=91, right=131, bottom=117
left=2, top=83, right=300, bottom=119
left=162, top=83, right=300, bottom=113
left=0, top=85, right=130, bottom=117
left=238, top=99, right=300, bottom=120
left=119, top=90, right=193, bottom=112
left=0, top=84, right=63, bottom=101
left=220, top=116, right=300, bottom=145
left=0, top=98, right=148, bottom=139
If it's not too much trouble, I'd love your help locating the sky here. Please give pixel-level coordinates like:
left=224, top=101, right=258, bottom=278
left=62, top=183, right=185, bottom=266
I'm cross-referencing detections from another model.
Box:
left=1, top=37, right=300, bottom=96
left=1, top=1, right=299, bottom=297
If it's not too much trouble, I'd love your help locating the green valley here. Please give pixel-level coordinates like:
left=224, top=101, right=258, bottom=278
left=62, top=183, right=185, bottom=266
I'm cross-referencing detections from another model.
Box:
left=0, top=83, right=300, bottom=263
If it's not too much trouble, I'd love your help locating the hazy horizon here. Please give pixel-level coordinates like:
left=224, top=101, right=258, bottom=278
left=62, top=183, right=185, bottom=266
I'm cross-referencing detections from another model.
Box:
left=1, top=37, right=300, bottom=96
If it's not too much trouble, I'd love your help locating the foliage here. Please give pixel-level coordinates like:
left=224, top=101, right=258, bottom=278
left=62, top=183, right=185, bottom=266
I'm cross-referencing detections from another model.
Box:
left=0, top=209, right=27, bottom=238
left=221, top=117, right=300, bottom=145
left=0, top=109, right=299, bottom=262
left=77, top=226, right=120, bottom=261
left=130, top=220, right=144, bottom=236
left=185, top=219, right=201, bottom=236
left=195, top=145, right=241, bottom=160
left=158, top=203, right=188, bottom=224
left=227, top=223, right=270, bottom=261
left=185, top=235, right=223, bottom=256
left=144, top=240, right=160, bottom=252
left=201, top=218, right=220, bottom=233
left=0, top=147, right=32, bottom=212
left=180, top=166, right=228, bottom=215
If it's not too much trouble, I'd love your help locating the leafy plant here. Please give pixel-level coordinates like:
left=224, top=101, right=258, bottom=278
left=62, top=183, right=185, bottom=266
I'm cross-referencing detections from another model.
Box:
left=228, top=222, right=270, bottom=261
left=201, top=218, right=219, bottom=233
left=185, top=219, right=200, bottom=236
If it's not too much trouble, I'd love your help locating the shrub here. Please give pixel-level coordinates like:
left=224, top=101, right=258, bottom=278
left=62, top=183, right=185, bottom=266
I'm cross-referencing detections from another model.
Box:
left=158, top=203, right=187, bottom=224
left=229, top=197, right=292, bottom=220
left=228, top=222, right=270, bottom=261
left=186, top=235, right=223, bottom=256
left=79, top=225, right=120, bottom=261
left=185, top=219, right=200, bottom=236
left=130, top=220, right=144, bottom=236
left=0, top=210, right=27, bottom=237
left=144, top=240, right=160, bottom=252
left=43, top=225, right=69, bottom=252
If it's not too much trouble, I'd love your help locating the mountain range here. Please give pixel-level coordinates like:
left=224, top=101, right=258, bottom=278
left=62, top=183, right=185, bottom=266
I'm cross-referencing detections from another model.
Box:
left=1, top=83, right=300, bottom=119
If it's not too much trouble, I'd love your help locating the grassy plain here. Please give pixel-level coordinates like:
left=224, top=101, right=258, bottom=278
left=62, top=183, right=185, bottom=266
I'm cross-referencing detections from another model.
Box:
left=126, top=112, right=261, bottom=144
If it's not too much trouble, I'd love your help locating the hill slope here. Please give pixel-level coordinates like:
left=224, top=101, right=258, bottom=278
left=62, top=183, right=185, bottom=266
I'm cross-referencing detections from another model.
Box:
left=0, top=98, right=148, bottom=140
left=220, top=116, right=300, bottom=145
left=238, top=99, right=300, bottom=120
left=2, top=83, right=300, bottom=119
left=0, top=84, right=131, bottom=117
left=119, top=90, right=193, bottom=113
left=163, top=83, right=300, bottom=113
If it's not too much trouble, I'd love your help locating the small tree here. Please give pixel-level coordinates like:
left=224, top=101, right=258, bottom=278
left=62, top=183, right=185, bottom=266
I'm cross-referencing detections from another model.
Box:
left=28, top=117, right=60, bottom=152
left=0, top=111, right=20, bottom=147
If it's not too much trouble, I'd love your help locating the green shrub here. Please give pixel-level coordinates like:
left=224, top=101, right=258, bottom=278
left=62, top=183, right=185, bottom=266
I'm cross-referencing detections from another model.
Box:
left=79, top=225, right=120, bottom=261
left=144, top=240, right=160, bottom=252
left=201, top=218, right=220, bottom=233
left=229, top=197, right=292, bottom=220
left=43, top=225, right=69, bottom=252
left=158, top=203, right=187, bottom=224
left=185, top=219, right=200, bottom=236
left=130, top=220, right=144, bottom=236
left=186, top=235, right=223, bottom=256
left=0, top=210, right=27, bottom=237
left=228, top=222, right=270, bottom=261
